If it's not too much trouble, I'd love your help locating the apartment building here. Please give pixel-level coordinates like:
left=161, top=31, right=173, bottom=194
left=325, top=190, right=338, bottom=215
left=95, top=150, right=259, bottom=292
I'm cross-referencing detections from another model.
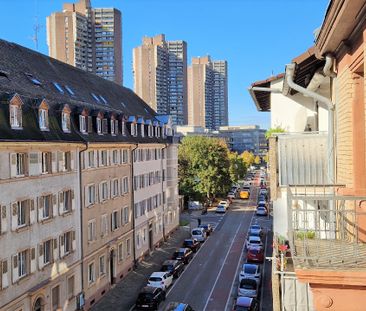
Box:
left=133, top=34, right=188, bottom=125
left=0, top=38, right=178, bottom=311
left=47, top=0, right=122, bottom=85
left=188, top=56, right=228, bottom=130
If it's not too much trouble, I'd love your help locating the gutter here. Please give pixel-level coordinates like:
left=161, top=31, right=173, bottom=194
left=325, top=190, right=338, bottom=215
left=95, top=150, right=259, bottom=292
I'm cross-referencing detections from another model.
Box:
left=284, top=57, right=335, bottom=183
left=130, top=143, right=139, bottom=268
left=248, top=86, right=282, bottom=111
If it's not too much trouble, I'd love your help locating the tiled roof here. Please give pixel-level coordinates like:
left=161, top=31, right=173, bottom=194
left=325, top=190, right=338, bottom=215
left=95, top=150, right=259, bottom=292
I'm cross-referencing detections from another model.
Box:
left=0, top=39, right=169, bottom=144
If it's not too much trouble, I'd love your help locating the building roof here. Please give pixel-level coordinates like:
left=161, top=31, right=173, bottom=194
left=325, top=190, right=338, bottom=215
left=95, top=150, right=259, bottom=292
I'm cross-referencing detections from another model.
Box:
left=248, top=73, right=284, bottom=111
left=0, top=39, right=169, bottom=144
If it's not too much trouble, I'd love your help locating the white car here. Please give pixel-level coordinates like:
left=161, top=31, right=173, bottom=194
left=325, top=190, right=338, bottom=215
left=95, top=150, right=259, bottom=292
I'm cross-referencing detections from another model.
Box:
left=238, top=263, right=261, bottom=283
left=215, top=204, right=226, bottom=213
left=191, top=227, right=207, bottom=242
left=245, top=236, right=263, bottom=249
left=238, top=278, right=259, bottom=298
left=147, top=271, right=173, bottom=290
left=219, top=200, right=229, bottom=208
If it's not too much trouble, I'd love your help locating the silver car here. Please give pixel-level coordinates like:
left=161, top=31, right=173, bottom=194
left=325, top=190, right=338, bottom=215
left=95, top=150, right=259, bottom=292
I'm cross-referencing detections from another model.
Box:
left=238, top=278, right=259, bottom=298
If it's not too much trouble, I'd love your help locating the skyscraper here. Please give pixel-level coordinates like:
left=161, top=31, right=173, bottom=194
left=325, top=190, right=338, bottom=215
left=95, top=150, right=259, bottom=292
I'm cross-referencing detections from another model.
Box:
left=133, top=34, right=187, bottom=125
left=187, top=56, right=228, bottom=130
left=47, top=0, right=122, bottom=85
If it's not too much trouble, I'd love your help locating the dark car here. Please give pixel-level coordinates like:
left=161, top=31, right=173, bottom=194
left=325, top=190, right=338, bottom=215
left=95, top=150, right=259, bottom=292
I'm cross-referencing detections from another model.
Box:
left=198, top=223, right=213, bottom=236
left=183, top=239, right=201, bottom=252
left=164, top=302, right=195, bottom=311
left=135, top=286, right=165, bottom=310
left=172, top=248, right=193, bottom=264
left=161, top=260, right=185, bottom=278
left=233, top=297, right=259, bottom=311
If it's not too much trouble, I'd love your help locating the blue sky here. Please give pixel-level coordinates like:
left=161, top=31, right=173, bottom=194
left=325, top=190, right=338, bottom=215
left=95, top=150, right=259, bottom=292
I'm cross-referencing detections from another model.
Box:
left=0, top=0, right=329, bottom=129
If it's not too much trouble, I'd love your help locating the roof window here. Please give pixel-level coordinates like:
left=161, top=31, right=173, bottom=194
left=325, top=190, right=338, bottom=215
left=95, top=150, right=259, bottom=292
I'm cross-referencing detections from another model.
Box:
left=52, top=82, right=64, bottom=94
left=120, top=102, right=126, bottom=108
left=99, top=95, right=108, bottom=105
left=65, top=85, right=75, bottom=96
left=91, top=93, right=101, bottom=103
left=25, top=73, right=42, bottom=86
left=0, top=70, right=9, bottom=79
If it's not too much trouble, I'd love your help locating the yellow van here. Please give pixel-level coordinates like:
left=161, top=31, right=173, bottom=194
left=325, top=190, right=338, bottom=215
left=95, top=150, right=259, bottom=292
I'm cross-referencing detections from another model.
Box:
left=240, top=191, right=250, bottom=199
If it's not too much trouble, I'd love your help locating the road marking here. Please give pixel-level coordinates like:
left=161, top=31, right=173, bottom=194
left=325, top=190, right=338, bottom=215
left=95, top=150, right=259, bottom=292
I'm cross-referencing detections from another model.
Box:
left=202, top=218, right=243, bottom=311
left=223, top=210, right=256, bottom=311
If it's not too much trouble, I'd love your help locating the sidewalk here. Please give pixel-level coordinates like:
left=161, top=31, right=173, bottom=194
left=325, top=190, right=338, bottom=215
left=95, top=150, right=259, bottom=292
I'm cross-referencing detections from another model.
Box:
left=91, top=225, right=191, bottom=311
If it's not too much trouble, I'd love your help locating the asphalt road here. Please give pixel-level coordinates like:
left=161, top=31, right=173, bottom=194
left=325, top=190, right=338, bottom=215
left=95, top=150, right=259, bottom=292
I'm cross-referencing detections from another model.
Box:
left=160, top=182, right=273, bottom=311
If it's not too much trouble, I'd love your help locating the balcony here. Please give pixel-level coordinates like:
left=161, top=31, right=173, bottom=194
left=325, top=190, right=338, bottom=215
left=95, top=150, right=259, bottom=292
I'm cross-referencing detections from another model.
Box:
left=287, top=185, right=366, bottom=270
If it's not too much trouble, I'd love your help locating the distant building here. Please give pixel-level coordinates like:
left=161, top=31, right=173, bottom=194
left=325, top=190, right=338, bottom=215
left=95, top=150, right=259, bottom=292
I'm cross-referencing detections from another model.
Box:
left=47, top=0, right=123, bottom=84
left=187, top=56, right=228, bottom=130
left=219, top=125, right=267, bottom=156
left=133, top=34, right=188, bottom=125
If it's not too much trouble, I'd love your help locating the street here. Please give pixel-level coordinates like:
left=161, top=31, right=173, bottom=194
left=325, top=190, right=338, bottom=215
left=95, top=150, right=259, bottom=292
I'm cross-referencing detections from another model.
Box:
left=160, top=183, right=273, bottom=311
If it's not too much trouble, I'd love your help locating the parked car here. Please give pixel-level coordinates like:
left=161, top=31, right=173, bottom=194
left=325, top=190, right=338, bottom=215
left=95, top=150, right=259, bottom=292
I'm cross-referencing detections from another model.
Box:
left=249, top=224, right=263, bottom=236
left=238, top=278, right=259, bottom=298
left=259, top=188, right=267, bottom=195
left=246, top=236, right=263, bottom=249
left=135, top=286, right=166, bottom=310
left=164, top=302, right=195, bottom=311
left=256, top=206, right=267, bottom=216
left=247, top=246, right=265, bottom=263
left=147, top=271, right=173, bottom=291
left=198, top=224, right=213, bottom=236
left=215, top=204, right=226, bottom=213
left=161, top=260, right=185, bottom=279
left=191, top=227, right=207, bottom=242
left=219, top=200, right=230, bottom=208
left=240, top=191, right=250, bottom=199
left=247, top=229, right=263, bottom=240
left=172, top=248, right=193, bottom=264
left=183, top=238, right=201, bottom=252
left=238, top=263, right=261, bottom=283
left=233, top=296, right=259, bottom=311
left=227, top=192, right=236, bottom=199
left=257, top=195, right=267, bottom=203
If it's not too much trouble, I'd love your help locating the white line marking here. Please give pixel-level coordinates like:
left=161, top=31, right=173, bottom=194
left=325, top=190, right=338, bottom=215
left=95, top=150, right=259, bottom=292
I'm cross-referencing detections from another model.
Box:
left=203, top=219, right=243, bottom=311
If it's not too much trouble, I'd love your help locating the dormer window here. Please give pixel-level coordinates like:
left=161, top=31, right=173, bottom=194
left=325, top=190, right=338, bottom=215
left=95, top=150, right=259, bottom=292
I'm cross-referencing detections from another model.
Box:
left=130, top=123, right=136, bottom=136
left=9, top=94, right=23, bottom=129
left=121, top=120, right=126, bottom=136
left=38, top=100, right=49, bottom=131
left=111, top=118, right=118, bottom=136
left=102, top=118, right=108, bottom=134
left=80, top=115, right=86, bottom=133
left=148, top=125, right=153, bottom=137
left=79, top=108, right=89, bottom=134
left=61, top=104, right=71, bottom=133
left=97, top=117, right=102, bottom=134
left=141, top=124, right=144, bottom=137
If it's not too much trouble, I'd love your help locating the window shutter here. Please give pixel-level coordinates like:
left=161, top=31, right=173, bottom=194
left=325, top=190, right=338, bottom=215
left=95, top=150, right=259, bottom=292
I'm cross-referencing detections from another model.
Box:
left=38, top=244, right=44, bottom=270
left=71, top=190, right=75, bottom=211
left=59, top=235, right=65, bottom=258
left=53, top=238, right=58, bottom=261
left=57, top=151, right=64, bottom=172
left=88, top=116, right=93, bottom=133
left=72, top=231, right=76, bottom=251
left=94, top=151, right=98, bottom=168
left=38, top=197, right=43, bottom=221
left=81, top=152, right=85, bottom=170
left=28, top=152, right=40, bottom=176
left=1, top=206, right=7, bottom=234
left=99, top=183, right=103, bottom=203
left=17, top=106, right=22, bottom=127
left=58, top=192, right=64, bottom=215
left=10, top=153, right=17, bottom=178
left=70, top=151, right=75, bottom=171
left=30, top=247, right=36, bottom=273
left=11, top=203, right=18, bottom=231
left=2, top=260, right=9, bottom=289
left=84, top=186, right=89, bottom=208
left=12, top=255, right=18, bottom=284
left=52, top=194, right=57, bottom=217
left=51, top=152, right=57, bottom=173
left=29, top=199, right=35, bottom=224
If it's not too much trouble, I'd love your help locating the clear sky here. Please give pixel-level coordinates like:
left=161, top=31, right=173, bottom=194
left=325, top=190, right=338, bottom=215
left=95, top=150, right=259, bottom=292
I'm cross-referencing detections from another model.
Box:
left=0, top=0, right=329, bottom=129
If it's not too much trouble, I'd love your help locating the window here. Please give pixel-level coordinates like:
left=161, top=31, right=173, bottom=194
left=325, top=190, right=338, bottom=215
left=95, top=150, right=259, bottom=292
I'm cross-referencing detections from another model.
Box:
left=88, top=220, right=96, bottom=242
left=43, top=239, right=52, bottom=265
left=126, top=239, right=131, bottom=257
left=102, top=118, right=108, bottom=134
left=121, top=120, right=126, bottom=136
left=40, top=194, right=52, bottom=219
left=118, top=243, right=123, bottom=261
left=59, top=151, right=72, bottom=172
left=52, top=82, right=64, bottom=94
left=143, top=229, right=147, bottom=244
left=39, top=109, right=49, bottom=130
left=112, top=179, right=119, bottom=197
left=18, top=250, right=28, bottom=278
left=10, top=104, right=22, bottom=129
left=136, top=232, right=141, bottom=249
left=79, top=115, right=86, bottom=133
left=65, top=85, right=75, bottom=96
left=62, top=190, right=73, bottom=213
left=111, top=210, right=118, bottom=230
left=62, top=231, right=72, bottom=255
left=101, top=214, right=108, bottom=237
left=67, top=275, right=75, bottom=299
left=111, top=119, right=117, bottom=135
left=88, top=151, right=95, bottom=168
left=122, top=149, right=128, bottom=164
left=99, top=256, right=105, bottom=276
left=122, top=206, right=129, bottom=225
left=130, top=123, right=136, bottom=136
left=100, top=181, right=108, bottom=201
left=112, top=150, right=118, bottom=165
left=15, top=153, right=26, bottom=176
left=122, top=177, right=129, bottom=194
left=52, top=285, right=60, bottom=311
left=88, top=262, right=95, bottom=284
left=97, top=117, right=102, bottom=134
left=141, top=124, right=144, bottom=137
left=91, top=93, right=100, bottom=103
left=100, top=150, right=108, bottom=166
left=86, top=185, right=96, bottom=206
left=17, top=200, right=29, bottom=227
left=41, top=152, right=51, bottom=174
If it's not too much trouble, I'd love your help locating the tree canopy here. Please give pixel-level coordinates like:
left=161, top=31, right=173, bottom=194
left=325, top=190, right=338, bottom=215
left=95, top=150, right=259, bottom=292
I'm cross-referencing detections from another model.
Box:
left=265, top=126, right=285, bottom=139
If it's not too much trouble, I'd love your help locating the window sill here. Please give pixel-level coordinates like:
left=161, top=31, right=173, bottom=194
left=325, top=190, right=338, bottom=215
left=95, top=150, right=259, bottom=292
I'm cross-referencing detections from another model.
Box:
left=41, top=217, right=53, bottom=224
left=61, top=210, right=73, bottom=217
left=16, top=225, right=29, bottom=233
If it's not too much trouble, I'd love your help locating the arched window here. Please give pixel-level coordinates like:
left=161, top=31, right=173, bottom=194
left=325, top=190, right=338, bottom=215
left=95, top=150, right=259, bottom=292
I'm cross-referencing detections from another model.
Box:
left=33, top=297, right=44, bottom=311
left=38, top=100, right=49, bottom=131
left=61, top=104, right=71, bottom=133
left=9, top=94, right=23, bottom=129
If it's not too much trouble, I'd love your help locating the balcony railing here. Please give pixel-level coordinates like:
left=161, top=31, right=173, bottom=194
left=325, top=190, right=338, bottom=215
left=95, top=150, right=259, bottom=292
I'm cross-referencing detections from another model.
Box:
left=287, top=185, right=366, bottom=270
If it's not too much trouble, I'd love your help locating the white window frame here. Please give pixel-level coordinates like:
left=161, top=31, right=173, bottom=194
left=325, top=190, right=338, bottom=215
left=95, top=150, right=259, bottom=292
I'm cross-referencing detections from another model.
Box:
left=99, top=255, right=105, bottom=276
left=88, top=262, right=95, bottom=284
left=123, top=206, right=129, bottom=225
left=88, top=219, right=96, bottom=242
left=43, top=239, right=52, bottom=265
left=62, top=112, right=71, bottom=133
left=112, top=179, right=119, bottom=198
left=39, top=108, right=49, bottom=131
left=100, top=181, right=108, bottom=202
left=122, top=177, right=129, bottom=194
left=10, top=104, right=22, bottom=129
left=112, top=150, right=118, bottom=165
left=87, top=184, right=96, bottom=206
left=41, top=194, right=52, bottom=219
left=79, top=115, right=86, bottom=133
left=112, top=210, right=119, bottom=231
left=97, top=117, right=102, bottom=134
left=101, top=214, right=108, bottom=237
left=18, top=250, right=27, bottom=278
left=100, top=150, right=108, bottom=166
left=17, top=200, right=28, bottom=228
left=126, top=238, right=131, bottom=257
left=41, top=152, right=52, bottom=174
left=88, top=151, right=95, bottom=168
left=118, top=242, right=123, bottom=262
left=15, top=153, right=26, bottom=176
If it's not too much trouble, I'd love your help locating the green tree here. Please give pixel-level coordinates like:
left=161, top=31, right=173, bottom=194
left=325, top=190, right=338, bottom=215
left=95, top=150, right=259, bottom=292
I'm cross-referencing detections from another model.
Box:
left=178, top=136, right=231, bottom=201
left=265, top=126, right=285, bottom=139
left=263, top=153, right=269, bottom=163
left=254, top=155, right=261, bottom=165
left=241, top=150, right=255, bottom=167
left=228, top=152, right=247, bottom=184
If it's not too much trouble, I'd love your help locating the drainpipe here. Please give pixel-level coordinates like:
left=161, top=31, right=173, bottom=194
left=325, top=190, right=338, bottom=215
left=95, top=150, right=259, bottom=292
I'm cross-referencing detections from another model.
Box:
left=131, top=143, right=138, bottom=268
left=161, top=143, right=168, bottom=242
left=285, top=60, right=335, bottom=184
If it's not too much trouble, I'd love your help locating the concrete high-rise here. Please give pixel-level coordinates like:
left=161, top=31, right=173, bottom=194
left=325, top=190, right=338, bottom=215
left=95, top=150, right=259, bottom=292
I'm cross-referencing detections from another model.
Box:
left=47, top=0, right=122, bottom=85
left=188, top=56, right=228, bottom=130
left=133, top=34, right=187, bottom=125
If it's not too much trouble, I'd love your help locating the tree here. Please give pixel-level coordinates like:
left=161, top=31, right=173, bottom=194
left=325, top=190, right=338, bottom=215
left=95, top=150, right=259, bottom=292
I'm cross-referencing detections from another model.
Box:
left=228, top=152, right=247, bottom=183
left=263, top=153, right=269, bottom=163
left=241, top=150, right=255, bottom=167
left=178, top=136, right=231, bottom=201
left=254, top=155, right=261, bottom=165
left=265, top=126, right=285, bottom=139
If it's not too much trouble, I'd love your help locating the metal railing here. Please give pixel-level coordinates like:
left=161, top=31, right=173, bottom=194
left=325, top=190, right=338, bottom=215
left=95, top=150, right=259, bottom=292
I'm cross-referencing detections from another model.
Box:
left=287, top=185, right=366, bottom=270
